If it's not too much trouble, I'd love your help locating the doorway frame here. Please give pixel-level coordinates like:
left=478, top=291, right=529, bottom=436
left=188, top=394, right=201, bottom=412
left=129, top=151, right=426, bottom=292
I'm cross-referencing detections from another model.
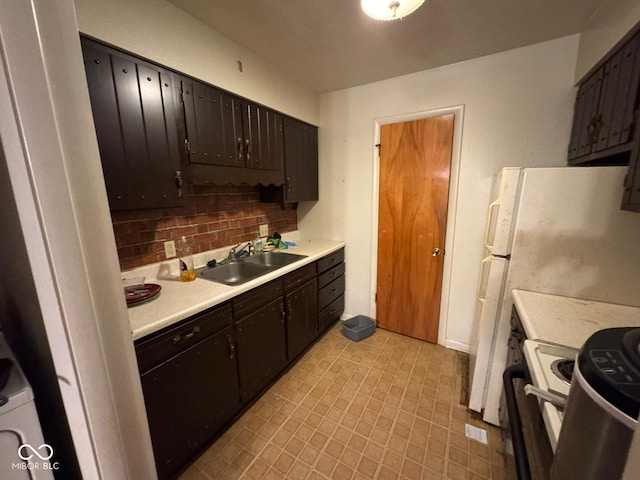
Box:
left=369, top=105, right=464, bottom=346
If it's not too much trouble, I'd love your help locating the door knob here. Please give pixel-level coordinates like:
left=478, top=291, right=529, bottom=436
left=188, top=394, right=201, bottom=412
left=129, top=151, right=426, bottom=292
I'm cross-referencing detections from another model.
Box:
left=432, top=247, right=441, bottom=256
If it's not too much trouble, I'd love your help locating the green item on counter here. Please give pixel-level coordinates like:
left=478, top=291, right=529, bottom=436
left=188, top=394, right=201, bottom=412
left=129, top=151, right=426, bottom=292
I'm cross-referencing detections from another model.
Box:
left=266, top=236, right=288, bottom=249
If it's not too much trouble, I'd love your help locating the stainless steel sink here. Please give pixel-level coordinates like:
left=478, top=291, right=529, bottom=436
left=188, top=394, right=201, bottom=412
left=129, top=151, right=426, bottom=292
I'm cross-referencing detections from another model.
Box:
left=196, top=251, right=308, bottom=286
left=196, top=261, right=270, bottom=286
left=244, top=251, right=308, bottom=268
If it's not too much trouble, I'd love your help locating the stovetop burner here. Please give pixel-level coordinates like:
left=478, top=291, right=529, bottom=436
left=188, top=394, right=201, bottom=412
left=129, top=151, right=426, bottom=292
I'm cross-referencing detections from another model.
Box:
left=551, top=359, right=575, bottom=385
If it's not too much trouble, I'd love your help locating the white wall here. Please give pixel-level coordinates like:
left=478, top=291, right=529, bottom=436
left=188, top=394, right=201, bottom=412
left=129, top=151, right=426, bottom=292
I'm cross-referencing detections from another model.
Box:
left=1, top=0, right=156, bottom=476
left=574, top=0, right=640, bottom=82
left=74, top=0, right=319, bottom=124
left=299, top=36, right=580, bottom=351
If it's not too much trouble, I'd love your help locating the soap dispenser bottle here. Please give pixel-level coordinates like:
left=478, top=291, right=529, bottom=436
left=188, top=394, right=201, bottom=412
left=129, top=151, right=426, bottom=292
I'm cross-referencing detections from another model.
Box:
left=176, top=236, right=196, bottom=282
left=254, top=231, right=263, bottom=254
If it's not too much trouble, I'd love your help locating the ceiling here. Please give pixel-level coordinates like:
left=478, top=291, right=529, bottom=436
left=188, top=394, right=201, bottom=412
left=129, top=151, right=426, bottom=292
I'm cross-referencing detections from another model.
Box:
left=166, top=0, right=604, bottom=93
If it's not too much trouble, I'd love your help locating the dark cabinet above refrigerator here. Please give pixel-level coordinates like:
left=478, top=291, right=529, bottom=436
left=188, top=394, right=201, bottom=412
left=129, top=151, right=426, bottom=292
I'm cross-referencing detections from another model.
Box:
left=567, top=28, right=640, bottom=167
left=565, top=22, right=640, bottom=213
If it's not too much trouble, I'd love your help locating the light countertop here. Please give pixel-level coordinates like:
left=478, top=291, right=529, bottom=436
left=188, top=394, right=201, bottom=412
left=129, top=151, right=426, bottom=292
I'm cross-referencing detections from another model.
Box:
left=512, top=289, right=640, bottom=349
left=125, top=237, right=345, bottom=341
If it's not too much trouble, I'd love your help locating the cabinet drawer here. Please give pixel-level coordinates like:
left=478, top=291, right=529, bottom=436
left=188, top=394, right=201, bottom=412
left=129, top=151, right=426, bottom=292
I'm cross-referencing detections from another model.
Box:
left=233, top=278, right=283, bottom=319
left=318, top=294, right=344, bottom=333
left=318, top=262, right=345, bottom=289
left=284, top=263, right=316, bottom=292
left=135, top=302, right=232, bottom=374
left=318, top=275, right=345, bottom=311
left=317, top=248, right=344, bottom=274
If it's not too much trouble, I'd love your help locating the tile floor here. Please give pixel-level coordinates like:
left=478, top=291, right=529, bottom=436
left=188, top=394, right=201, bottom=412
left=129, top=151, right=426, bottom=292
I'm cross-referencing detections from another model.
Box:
left=179, top=324, right=516, bottom=480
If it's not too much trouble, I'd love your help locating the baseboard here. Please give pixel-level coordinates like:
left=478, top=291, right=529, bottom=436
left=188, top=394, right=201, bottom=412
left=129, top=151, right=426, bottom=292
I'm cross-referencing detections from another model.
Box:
left=445, top=339, right=471, bottom=353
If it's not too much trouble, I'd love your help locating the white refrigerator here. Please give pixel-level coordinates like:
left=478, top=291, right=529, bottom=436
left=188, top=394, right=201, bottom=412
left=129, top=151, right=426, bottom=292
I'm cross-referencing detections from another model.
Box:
left=468, top=166, right=640, bottom=425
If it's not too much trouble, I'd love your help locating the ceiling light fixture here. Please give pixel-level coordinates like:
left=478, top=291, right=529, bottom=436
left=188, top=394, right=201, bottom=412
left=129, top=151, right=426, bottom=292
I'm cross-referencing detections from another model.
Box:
left=361, top=0, right=425, bottom=21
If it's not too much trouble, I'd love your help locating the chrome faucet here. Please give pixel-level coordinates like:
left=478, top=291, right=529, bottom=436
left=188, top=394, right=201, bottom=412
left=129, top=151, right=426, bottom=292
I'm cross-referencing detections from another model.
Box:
left=235, top=242, right=254, bottom=259
left=226, top=242, right=254, bottom=262
left=226, top=243, right=242, bottom=262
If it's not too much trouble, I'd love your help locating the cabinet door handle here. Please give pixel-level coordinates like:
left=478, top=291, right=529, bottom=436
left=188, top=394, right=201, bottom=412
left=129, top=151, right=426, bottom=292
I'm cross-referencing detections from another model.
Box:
left=172, top=326, right=200, bottom=345
left=282, top=305, right=287, bottom=324
left=237, top=137, right=243, bottom=160
left=175, top=170, right=183, bottom=198
left=245, top=139, right=251, bottom=161
left=227, top=336, right=235, bottom=360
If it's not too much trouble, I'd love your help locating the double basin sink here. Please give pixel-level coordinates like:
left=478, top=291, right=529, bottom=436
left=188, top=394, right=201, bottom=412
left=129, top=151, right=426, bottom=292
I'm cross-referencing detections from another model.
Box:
left=196, top=251, right=308, bottom=286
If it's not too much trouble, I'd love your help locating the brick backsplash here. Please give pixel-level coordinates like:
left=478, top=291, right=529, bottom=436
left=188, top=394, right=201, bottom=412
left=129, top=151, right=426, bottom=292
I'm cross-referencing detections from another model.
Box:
left=112, top=185, right=297, bottom=271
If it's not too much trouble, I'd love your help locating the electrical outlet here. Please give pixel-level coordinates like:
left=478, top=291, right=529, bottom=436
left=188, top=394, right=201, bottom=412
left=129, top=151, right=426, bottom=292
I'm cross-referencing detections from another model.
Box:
left=164, top=240, right=176, bottom=259
left=259, top=224, right=268, bottom=237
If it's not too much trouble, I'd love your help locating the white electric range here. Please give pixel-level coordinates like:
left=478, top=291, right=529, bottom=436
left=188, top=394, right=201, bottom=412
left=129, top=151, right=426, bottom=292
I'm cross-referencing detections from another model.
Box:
left=523, top=340, right=578, bottom=450
left=511, top=289, right=640, bottom=454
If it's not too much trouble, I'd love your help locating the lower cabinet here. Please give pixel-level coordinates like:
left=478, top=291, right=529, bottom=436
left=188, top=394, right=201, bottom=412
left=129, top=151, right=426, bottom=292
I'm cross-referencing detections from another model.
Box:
left=235, top=297, right=287, bottom=402
left=286, top=277, right=318, bottom=360
left=136, top=304, right=239, bottom=480
left=135, top=249, right=346, bottom=479
left=317, top=248, right=346, bottom=333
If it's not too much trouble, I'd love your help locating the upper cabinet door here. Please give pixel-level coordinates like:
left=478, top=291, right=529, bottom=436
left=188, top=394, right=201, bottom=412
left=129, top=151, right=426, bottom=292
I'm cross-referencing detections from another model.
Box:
left=568, top=28, right=640, bottom=166
left=81, top=38, right=183, bottom=211
left=283, top=117, right=319, bottom=202
left=181, top=77, right=244, bottom=168
left=181, top=77, right=283, bottom=180
left=595, top=35, right=640, bottom=152
left=241, top=103, right=284, bottom=171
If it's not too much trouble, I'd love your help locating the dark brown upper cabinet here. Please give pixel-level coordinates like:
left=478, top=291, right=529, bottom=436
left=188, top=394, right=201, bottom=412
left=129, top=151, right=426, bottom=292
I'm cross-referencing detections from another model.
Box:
left=81, top=37, right=315, bottom=200
left=568, top=30, right=640, bottom=166
left=81, top=37, right=183, bottom=211
left=260, top=116, right=319, bottom=205
left=241, top=101, right=285, bottom=172
left=180, top=78, right=244, bottom=169
left=180, top=76, right=284, bottom=186
left=622, top=135, right=640, bottom=211
left=284, top=117, right=319, bottom=201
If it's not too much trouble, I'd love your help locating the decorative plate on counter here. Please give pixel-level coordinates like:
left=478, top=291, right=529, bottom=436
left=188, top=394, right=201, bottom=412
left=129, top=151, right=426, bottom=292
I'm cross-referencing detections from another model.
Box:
left=125, top=283, right=161, bottom=307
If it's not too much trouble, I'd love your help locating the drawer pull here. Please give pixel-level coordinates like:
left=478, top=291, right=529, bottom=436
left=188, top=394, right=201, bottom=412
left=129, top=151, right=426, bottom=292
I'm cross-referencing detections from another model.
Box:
left=172, top=326, right=201, bottom=345
left=227, top=336, right=235, bottom=360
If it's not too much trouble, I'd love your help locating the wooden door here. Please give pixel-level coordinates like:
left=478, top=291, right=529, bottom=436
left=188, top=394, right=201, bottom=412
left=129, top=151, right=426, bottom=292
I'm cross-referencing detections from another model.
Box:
left=376, top=115, right=454, bottom=343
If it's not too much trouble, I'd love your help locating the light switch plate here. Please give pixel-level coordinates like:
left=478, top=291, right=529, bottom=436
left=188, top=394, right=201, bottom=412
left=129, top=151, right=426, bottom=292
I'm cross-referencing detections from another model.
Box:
left=259, top=224, right=268, bottom=237
left=164, top=240, right=176, bottom=259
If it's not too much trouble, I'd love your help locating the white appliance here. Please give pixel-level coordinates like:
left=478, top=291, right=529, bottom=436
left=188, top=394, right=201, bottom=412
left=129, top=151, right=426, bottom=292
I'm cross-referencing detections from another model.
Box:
left=468, top=167, right=519, bottom=412
left=0, top=333, right=53, bottom=480
left=522, top=340, right=576, bottom=449
left=469, top=166, right=640, bottom=425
